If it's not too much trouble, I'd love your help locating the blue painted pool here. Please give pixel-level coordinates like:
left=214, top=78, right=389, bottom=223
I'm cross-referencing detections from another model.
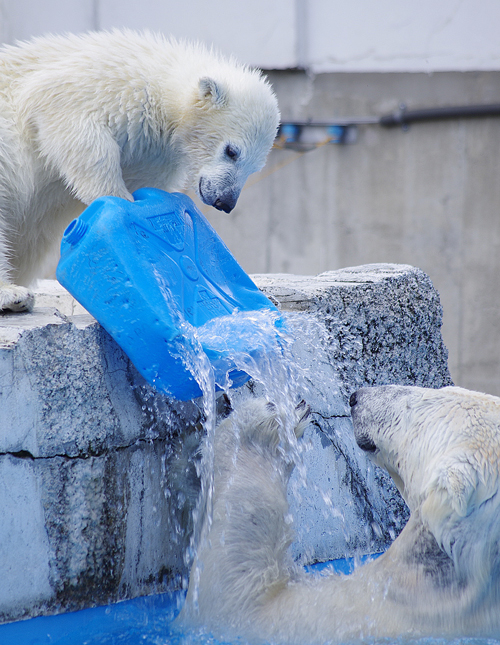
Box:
left=0, top=557, right=378, bottom=645
left=5, top=554, right=497, bottom=645
left=0, top=591, right=183, bottom=645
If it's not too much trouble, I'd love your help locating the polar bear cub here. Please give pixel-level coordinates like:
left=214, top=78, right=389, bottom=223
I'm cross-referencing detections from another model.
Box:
left=0, top=30, right=280, bottom=311
left=179, top=387, right=500, bottom=642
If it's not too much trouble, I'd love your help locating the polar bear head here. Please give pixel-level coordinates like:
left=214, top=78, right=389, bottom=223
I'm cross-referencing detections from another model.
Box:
left=172, top=60, right=280, bottom=213
left=350, top=385, right=500, bottom=561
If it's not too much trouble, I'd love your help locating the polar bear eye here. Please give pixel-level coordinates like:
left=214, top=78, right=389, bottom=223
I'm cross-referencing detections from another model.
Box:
left=225, top=145, right=240, bottom=160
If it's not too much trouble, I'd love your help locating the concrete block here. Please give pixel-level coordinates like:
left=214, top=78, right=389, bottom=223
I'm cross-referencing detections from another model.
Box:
left=0, top=292, right=204, bottom=622
left=253, top=263, right=452, bottom=561
left=0, top=264, right=452, bottom=622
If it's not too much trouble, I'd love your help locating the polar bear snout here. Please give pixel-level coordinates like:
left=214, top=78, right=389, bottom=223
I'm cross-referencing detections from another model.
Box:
left=354, top=432, right=377, bottom=453
left=198, top=176, right=239, bottom=213
left=349, top=389, right=378, bottom=453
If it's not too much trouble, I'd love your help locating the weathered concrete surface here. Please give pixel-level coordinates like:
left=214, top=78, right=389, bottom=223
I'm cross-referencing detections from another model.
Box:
left=0, top=265, right=452, bottom=623
left=253, top=264, right=452, bottom=562
left=254, top=263, right=450, bottom=395
left=0, top=290, right=205, bottom=622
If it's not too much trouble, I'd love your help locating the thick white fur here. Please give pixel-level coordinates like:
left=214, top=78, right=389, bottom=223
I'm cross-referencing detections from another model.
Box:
left=0, top=30, right=279, bottom=311
left=179, top=388, right=500, bottom=642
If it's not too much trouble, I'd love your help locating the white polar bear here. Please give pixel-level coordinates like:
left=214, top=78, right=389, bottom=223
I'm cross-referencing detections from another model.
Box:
left=0, top=30, right=280, bottom=312
left=179, top=387, right=500, bottom=642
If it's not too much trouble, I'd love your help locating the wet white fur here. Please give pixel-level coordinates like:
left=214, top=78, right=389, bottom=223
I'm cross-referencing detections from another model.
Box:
left=0, top=30, right=279, bottom=310
left=179, top=388, right=500, bottom=642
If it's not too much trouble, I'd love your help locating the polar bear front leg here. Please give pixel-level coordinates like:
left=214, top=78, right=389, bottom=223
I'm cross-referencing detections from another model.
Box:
left=36, top=117, right=134, bottom=205
left=0, top=232, right=34, bottom=312
left=179, top=399, right=309, bottom=633
left=0, top=280, right=34, bottom=312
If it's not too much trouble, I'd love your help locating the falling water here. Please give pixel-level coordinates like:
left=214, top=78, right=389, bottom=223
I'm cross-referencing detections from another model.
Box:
left=175, top=308, right=332, bottom=617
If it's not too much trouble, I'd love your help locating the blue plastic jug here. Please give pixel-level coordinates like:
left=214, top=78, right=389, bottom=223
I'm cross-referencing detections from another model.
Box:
left=56, top=188, right=282, bottom=401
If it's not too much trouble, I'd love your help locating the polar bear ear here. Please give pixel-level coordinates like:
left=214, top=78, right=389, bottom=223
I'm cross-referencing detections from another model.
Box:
left=198, top=77, right=228, bottom=107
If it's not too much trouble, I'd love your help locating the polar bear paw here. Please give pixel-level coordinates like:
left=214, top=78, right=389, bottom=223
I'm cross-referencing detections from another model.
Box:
left=0, top=282, right=35, bottom=313
left=291, top=399, right=311, bottom=440
left=229, top=398, right=310, bottom=456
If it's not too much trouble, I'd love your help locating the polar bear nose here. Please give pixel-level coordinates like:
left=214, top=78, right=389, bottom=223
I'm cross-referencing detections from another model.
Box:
left=349, top=392, right=358, bottom=407
left=214, top=198, right=236, bottom=213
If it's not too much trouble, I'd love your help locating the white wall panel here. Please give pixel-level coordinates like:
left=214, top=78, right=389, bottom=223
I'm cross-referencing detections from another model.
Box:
left=2, top=0, right=500, bottom=72
left=307, top=0, right=500, bottom=72
left=0, top=0, right=96, bottom=45
left=97, top=0, right=297, bottom=69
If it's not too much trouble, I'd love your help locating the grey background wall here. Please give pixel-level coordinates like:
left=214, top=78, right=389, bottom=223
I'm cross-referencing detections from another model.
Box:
left=1, top=0, right=500, bottom=395
left=200, top=70, right=500, bottom=397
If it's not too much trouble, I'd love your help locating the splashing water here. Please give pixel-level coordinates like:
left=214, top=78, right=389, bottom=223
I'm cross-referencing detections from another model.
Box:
left=190, top=307, right=319, bottom=456
left=173, top=308, right=330, bottom=618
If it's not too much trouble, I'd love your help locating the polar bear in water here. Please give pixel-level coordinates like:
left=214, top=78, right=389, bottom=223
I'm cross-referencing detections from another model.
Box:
left=179, top=387, right=500, bottom=642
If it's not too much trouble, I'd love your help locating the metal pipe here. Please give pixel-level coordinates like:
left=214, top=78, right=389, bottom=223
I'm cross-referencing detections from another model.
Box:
left=280, top=117, right=379, bottom=128
left=277, top=103, right=500, bottom=147
left=379, top=103, right=500, bottom=127
left=280, top=104, right=500, bottom=130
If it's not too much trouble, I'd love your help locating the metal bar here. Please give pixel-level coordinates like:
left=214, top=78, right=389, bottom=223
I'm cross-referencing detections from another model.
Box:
left=379, top=103, right=500, bottom=127
left=280, top=104, right=500, bottom=130
left=280, top=118, right=379, bottom=127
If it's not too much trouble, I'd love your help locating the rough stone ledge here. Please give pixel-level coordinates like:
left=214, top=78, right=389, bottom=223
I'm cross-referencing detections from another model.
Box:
left=252, top=264, right=418, bottom=311
left=0, top=264, right=452, bottom=623
left=253, top=263, right=451, bottom=398
left=0, top=298, right=201, bottom=460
